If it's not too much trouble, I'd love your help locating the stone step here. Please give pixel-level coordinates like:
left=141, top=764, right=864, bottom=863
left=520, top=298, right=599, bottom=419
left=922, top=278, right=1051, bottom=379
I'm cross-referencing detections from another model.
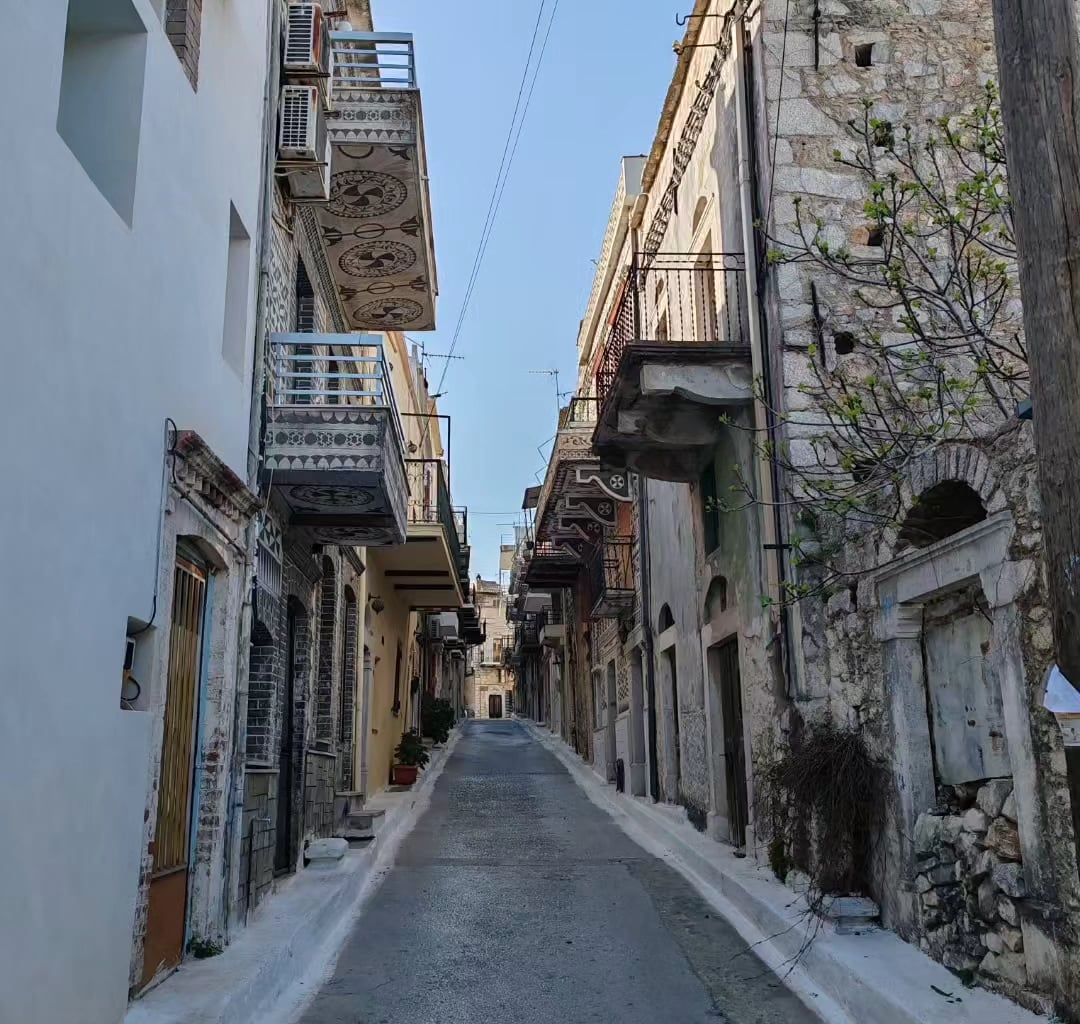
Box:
left=336, top=808, right=386, bottom=841
left=822, top=895, right=881, bottom=935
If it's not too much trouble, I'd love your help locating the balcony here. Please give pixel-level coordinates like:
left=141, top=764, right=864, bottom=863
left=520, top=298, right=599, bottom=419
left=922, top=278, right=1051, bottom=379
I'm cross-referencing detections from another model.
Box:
left=454, top=508, right=471, bottom=592
left=458, top=586, right=486, bottom=646
left=588, top=535, right=635, bottom=619
left=262, top=333, right=407, bottom=546
left=376, top=459, right=464, bottom=607
left=520, top=615, right=541, bottom=653
left=539, top=605, right=565, bottom=649
left=528, top=396, right=635, bottom=583
left=321, top=33, right=437, bottom=331
left=592, top=254, right=753, bottom=482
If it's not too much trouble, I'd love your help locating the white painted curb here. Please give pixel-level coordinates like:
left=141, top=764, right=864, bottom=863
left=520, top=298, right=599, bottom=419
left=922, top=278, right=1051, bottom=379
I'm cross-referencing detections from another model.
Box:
left=523, top=721, right=1044, bottom=1024
left=126, top=728, right=462, bottom=1024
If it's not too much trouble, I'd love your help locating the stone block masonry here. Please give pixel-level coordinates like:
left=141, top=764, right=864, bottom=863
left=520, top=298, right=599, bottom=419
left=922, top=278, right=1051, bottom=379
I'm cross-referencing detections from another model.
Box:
left=165, top=0, right=202, bottom=90
left=913, top=779, right=1029, bottom=985
left=304, top=752, right=337, bottom=843
left=237, top=770, right=278, bottom=921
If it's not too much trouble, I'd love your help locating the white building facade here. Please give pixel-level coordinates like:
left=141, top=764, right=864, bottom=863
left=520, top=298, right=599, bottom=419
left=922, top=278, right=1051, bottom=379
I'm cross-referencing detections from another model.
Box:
left=0, top=2, right=269, bottom=1021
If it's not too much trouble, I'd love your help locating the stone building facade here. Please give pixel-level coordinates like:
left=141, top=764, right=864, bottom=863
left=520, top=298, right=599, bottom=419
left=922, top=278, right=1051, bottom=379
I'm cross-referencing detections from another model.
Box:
left=518, top=0, right=1080, bottom=1012
left=469, top=578, right=515, bottom=718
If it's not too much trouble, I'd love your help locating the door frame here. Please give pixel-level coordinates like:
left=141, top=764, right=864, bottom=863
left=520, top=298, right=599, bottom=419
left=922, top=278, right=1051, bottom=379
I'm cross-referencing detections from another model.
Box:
left=700, top=601, right=752, bottom=845
left=275, top=599, right=302, bottom=875
left=710, top=635, right=747, bottom=848
left=143, top=553, right=211, bottom=987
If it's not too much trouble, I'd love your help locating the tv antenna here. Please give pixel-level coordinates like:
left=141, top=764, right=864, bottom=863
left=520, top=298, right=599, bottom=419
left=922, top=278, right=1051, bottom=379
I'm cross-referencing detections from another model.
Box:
left=529, top=368, right=566, bottom=415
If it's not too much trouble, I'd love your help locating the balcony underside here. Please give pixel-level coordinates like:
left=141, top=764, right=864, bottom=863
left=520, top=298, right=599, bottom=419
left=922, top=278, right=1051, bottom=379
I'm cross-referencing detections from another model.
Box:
left=323, top=89, right=436, bottom=331
left=377, top=524, right=463, bottom=608
left=522, top=547, right=586, bottom=588
left=541, top=623, right=565, bottom=648
left=593, top=345, right=753, bottom=482
left=263, top=406, right=407, bottom=546
left=591, top=590, right=635, bottom=619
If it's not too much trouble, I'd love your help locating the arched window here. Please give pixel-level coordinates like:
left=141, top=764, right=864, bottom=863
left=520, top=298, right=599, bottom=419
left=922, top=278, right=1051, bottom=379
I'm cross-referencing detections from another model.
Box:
left=658, top=604, right=675, bottom=632
left=705, top=575, right=729, bottom=618
left=898, top=480, right=987, bottom=550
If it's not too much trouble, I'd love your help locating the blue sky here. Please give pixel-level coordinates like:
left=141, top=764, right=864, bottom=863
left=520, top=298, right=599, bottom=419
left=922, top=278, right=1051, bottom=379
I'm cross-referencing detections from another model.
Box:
left=372, top=0, right=684, bottom=581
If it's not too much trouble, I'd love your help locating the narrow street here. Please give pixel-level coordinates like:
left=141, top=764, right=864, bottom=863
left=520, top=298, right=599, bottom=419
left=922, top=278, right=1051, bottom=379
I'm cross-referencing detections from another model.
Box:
left=297, top=721, right=818, bottom=1024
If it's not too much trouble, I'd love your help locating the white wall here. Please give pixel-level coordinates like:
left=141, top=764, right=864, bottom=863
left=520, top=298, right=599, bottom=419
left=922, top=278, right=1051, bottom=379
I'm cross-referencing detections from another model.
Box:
left=0, top=1, right=269, bottom=1021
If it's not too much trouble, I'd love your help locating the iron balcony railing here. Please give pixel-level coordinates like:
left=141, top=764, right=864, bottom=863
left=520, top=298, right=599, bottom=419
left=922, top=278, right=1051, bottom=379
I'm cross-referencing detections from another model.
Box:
left=330, top=31, right=417, bottom=92
left=595, top=253, right=748, bottom=403
left=267, top=333, right=404, bottom=449
left=520, top=614, right=541, bottom=650
left=559, top=394, right=600, bottom=430
left=405, top=459, right=461, bottom=572
left=268, top=333, right=396, bottom=408
left=454, top=508, right=470, bottom=585
left=587, top=535, right=636, bottom=614
left=536, top=601, right=564, bottom=633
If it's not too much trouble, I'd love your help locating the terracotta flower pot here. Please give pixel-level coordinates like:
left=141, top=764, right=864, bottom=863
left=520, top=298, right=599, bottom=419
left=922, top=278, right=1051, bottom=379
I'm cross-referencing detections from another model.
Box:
left=394, top=764, right=419, bottom=786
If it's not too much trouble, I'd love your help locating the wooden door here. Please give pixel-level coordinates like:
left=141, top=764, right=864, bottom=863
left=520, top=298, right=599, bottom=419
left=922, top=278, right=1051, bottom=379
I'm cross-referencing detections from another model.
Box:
left=488, top=693, right=502, bottom=719
left=143, top=558, right=208, bottom=987
left=717, top=638, right=748, bottom=847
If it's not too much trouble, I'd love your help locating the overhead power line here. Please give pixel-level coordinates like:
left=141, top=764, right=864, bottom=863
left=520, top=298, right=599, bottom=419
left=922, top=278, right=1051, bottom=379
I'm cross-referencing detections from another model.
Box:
left=419, top=0, right=561, bottom=453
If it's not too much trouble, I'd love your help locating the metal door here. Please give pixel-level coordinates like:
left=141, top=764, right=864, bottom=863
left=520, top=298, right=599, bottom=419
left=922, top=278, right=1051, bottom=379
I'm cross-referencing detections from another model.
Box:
left=275, top=603, right=299, bottom=874
left=717, top=638, right=748, bottom=847
left=142, top=558, right=208, bottom=987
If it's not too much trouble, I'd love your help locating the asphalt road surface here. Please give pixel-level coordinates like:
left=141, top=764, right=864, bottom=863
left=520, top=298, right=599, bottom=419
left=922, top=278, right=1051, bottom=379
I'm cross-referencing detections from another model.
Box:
left=297, top=719, right=820, bottom=1024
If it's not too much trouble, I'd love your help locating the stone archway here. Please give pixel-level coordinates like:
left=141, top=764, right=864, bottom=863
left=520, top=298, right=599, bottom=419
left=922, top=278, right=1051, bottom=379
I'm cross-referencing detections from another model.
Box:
left=871, top=457, right=1047, bottom=979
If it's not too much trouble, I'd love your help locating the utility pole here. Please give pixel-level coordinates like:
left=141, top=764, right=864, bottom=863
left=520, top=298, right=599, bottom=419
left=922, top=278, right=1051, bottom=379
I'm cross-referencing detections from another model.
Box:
left=991, top=0, right=1080, bottom=692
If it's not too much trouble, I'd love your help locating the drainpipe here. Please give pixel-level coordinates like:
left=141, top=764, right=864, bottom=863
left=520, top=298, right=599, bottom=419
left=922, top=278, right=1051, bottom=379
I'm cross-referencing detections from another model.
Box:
left=733, top=14, right=798, bottom=696
left=225, top=0, right=281, bottom=940
left=638, top=474, right=661, bottom=802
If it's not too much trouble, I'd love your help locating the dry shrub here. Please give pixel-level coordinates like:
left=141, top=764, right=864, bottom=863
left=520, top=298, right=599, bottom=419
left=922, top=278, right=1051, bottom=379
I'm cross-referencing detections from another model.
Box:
left=756, top=716, right=885, bottom=897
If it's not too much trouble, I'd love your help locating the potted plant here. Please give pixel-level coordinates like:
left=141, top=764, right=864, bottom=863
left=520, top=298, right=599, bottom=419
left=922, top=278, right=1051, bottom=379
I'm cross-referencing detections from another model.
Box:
left=421, top=693, right=454, bottom=744
left=393, top=730, right=429, bottom=786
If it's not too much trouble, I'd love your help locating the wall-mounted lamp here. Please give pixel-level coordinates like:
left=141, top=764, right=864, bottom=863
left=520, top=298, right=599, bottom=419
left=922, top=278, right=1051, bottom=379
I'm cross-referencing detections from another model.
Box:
left=369, top=594, right=385, bottom=615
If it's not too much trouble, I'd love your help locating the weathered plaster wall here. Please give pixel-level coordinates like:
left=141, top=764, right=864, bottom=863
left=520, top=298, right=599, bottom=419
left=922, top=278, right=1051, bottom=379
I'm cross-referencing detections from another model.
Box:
left=360, top=550, right=421, bottom=793
left=647, top=481, right=710, bottom=818
left=741, top=0, right=1080, bottom=1004
left=0, top=1, right=269, bottom=1019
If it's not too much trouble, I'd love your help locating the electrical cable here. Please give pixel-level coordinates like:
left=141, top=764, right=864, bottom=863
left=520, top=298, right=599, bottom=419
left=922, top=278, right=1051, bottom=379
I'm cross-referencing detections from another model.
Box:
left=417, top=0, right=561, bottom=456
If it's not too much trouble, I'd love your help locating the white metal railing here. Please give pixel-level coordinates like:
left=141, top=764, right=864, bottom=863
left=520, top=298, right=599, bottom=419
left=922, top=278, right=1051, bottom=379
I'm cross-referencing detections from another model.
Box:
left=267, top=333, right=407, bottom=456
left=331, top=31, right=417, bottom=92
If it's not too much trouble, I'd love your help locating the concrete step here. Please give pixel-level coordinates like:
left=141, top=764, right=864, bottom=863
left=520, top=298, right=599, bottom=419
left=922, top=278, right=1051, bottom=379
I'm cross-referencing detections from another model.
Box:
left=335, top=808, right=386, bottom=842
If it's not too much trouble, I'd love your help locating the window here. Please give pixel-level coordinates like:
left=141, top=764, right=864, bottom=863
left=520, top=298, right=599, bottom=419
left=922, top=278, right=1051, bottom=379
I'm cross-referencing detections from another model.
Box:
left=694, top=241, right=718, bottom=342
left=221, top=204, right=252, bottom=376
left=296, top=261, right=316, bottom=331
left=293, top=261, right=316, bottom=405
left=57, top=0, right=148, bottom=225
left=699, top=460, right=720, bottom=554
left=897, top=480, right=987, bottom=550
left=164, top=0, right=202, bottom=89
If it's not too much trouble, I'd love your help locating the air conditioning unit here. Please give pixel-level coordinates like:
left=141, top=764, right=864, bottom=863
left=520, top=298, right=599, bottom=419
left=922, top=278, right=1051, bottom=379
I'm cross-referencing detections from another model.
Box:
left=277, top=85, right=331, bottom=203
left=284, top=4, right=334, bottom=108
